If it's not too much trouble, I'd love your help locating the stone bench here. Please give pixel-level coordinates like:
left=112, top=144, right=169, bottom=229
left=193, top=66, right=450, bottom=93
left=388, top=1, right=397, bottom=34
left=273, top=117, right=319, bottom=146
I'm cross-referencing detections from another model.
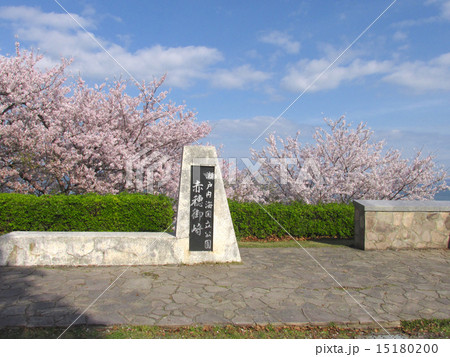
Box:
left=354, top=200, right=450, bottom=250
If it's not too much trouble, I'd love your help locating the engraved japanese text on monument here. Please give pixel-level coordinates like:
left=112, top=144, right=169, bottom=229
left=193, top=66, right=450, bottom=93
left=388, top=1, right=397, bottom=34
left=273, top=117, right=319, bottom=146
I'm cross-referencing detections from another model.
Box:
left=189, top=166, right=215, bottom=251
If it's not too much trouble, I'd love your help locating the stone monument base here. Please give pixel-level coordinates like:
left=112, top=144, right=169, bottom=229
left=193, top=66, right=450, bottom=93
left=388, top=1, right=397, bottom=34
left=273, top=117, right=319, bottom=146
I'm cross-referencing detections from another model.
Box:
left=0, top=231, right=241, bottom=266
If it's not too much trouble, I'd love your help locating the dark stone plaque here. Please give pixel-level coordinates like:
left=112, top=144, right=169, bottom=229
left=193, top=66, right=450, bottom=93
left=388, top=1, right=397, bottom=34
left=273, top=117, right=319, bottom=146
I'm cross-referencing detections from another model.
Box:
left=189, top=166, right=215, bottom=251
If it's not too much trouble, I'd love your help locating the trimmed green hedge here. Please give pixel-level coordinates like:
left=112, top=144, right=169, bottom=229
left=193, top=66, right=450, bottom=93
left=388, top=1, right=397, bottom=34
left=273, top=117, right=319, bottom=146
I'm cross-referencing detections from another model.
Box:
left=229, top=200, right=354, bottom=240
left=0, top=193, right=173, bottom=233
left=0, top=193, right=353, bottom=239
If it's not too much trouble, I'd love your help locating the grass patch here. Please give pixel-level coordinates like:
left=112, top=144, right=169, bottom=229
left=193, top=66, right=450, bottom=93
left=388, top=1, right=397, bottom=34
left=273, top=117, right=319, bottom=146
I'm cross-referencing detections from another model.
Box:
left=401, top=319, right=450, bottom=338
left=0, top=324, right=364, bottom=339
left=238, top=238, right=354, bottom=248
left=1, top=319, right=449, bottom=339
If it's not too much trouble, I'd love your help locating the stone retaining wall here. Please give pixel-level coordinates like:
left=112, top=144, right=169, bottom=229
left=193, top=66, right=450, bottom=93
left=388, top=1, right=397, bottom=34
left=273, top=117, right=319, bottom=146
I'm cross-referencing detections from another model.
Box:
left=0, top=231, right=241, bottom=266
left=0, top=232, right=179, bottom=266
left=354, top=200, right=450, bottom=250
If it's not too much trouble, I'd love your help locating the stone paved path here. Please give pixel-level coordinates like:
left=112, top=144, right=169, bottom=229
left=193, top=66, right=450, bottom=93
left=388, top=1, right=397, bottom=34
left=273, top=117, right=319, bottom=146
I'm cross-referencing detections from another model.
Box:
left=0, top=247, right=449, bottom=328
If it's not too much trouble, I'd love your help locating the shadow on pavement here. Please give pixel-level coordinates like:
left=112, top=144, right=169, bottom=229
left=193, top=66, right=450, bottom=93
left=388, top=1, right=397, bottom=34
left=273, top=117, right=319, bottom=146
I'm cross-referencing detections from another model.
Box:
left=0, top=266, right=99, bottom=338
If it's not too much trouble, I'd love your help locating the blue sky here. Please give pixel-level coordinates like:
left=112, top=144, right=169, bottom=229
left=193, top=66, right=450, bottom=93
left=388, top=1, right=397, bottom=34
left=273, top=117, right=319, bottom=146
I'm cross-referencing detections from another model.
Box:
left=0, top=0, right=449, bottom=172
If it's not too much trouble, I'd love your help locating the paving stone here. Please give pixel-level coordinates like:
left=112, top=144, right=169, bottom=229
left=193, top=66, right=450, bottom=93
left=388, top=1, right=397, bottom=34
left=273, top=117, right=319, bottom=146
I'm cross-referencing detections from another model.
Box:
left=163, top=303, right=181, bottom=312
left=231, top=316, right=255, bottom=325
left=180, top=305, right=202, bottom=318
left=430, top=311, right=450, bottom=319
left=121, top=278, right=155, bottom=290
left=85, top=312, right=127, bottom=325
left=28, top=316, right=56, bottom=327
left=0, top=288, right=25, bottom=298
left=204, top=285, right=229, bottom=293
left=0, top=304, right=28, bottom=315
left=129, top=315, right=157, bottom=325
left=147, top=300, right=166, bottom=309
left=0, top=315, right=28, bottom=326
left=52, top=317, right=83, bottom=327
left=195, top=311, right=228, bottom=324
left=436, top=297, right=450, bottom=305
left=27, top=301, right=57, bottom=312
left=385, top=294, right=408, bottom=305
left=172, top=292, right=197, bottom=305
left=253, top=313, right=279, bottom=325
left=0, top=247, right=448, bottom=327
left=270, top=308, right=308, bottom=323
left=159, top=315, right=194, bottom=326
left=348, top=314, right=377, bottom=325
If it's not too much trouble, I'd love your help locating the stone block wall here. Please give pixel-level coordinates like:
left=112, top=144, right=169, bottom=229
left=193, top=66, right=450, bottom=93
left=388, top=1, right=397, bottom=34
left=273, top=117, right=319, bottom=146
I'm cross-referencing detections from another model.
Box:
left=354, top=200, right=450, bottom=250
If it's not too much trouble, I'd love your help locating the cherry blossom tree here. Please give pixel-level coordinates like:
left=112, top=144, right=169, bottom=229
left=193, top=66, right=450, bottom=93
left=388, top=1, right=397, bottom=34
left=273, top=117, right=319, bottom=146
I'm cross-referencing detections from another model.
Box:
left=249, top=117, right=448, bottom=203
left=0, top=43, right=210, bottom=197
left=2, top=44, right=447, bottom=203
left=221, top=161, right=267, bottom=203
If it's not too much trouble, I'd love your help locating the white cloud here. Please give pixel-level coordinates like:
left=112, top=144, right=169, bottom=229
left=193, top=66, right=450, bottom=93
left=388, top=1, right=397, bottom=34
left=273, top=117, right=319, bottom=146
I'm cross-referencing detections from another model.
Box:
left=394, top=0, right=450, bottom=27
left=0, top=5, right=93, bottom=30
left=0, top=6, right=224, bottom=88
left=209, top=115, right=300, bottom=150
left=259, top=31, right=300, bottom=54
left=212, top=116, right=278, bottom=135
left=1, top=5, right=274, bottom=89
left=383, top=53, right=450, bottom=91
left=113, top=45, right=223, bottom=88
left=211, top=65, right=271, bottom=89
left=208, top=116, right=318, bottom=160
left=81, top=4, right=96, bottom=17
left=281, top=57, right=392, bottom=92
left=281, top=51, right=450, bottom=93
left=375, top=128, right=450, bottom=169
left=441, top=0, right=450, bottom=19
left=393, top=16, right=438, bottom=28
left=393, top=31, right=407, bottom=41
left=427, top=0, right=450, bottom=19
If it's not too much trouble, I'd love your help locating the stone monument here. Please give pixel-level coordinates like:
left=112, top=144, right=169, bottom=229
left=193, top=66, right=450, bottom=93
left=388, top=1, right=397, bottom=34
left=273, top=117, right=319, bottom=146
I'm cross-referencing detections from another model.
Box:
left=0, top=145, right=241, bottom=266
left=175, top=145, right=241, bottom=264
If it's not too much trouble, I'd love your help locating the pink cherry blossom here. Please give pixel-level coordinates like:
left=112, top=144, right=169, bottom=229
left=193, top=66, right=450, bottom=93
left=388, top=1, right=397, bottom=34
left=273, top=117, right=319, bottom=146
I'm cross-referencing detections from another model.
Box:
left=0, top=43, right=210, bottom=197
left=248, top=117, right=448, bottom=203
